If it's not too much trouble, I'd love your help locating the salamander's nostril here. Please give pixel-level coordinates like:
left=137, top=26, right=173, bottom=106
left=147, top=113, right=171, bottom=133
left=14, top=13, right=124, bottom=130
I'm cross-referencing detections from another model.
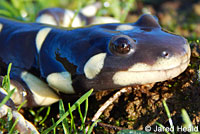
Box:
left=162, top=51, right=170, bottom=58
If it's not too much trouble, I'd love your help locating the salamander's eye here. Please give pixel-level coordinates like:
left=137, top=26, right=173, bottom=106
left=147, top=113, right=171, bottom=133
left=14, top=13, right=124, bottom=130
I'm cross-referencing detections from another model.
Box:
left=109, top=35, right=135, bottom=56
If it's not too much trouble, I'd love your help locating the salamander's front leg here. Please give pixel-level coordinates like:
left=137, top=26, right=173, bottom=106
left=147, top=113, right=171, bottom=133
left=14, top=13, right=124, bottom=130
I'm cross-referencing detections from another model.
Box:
left=0, top=77, right=40, bottom=133
left=0, top=66, right=60, bottom=133
left=0, top=69, right=60, bottom=107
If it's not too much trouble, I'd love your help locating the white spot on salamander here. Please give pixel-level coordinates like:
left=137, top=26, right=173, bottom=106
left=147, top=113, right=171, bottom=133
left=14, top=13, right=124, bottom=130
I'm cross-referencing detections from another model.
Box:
left=116, top=24, right=135, bottom=31
left=63, top=10, right=82, bottom=27
left=21, top=71, right=59, bottom=106
left=80, top=4, right=98, bottom=17
left=47, top=72, right=75, bottom=94
left=35, top=27, right=52, bottom=53
left=36, top=14, right=57, bottom=26
left=91, top=17, right=120, bottom=25
left=84, top=53, right=106, bottom=79
left=0, top=23, right=3, bottom=32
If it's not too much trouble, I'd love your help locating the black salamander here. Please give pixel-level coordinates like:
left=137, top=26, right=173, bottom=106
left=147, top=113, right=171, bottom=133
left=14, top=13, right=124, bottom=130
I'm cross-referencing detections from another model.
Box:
left=0, top=14, right=190, bottom=107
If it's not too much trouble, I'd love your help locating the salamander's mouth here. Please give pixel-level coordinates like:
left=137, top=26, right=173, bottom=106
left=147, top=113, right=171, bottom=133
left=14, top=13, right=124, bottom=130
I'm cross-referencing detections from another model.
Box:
left=112, top=58, right=190, bottom=86
left=112, top=47, right=191, bottom=86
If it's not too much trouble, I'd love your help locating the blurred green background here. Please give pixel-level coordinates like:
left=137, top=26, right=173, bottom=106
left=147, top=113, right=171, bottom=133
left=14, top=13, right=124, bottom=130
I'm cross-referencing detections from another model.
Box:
left=0, top=0, right=135, bottom=22
left=0, top=0, right=199, bottom=41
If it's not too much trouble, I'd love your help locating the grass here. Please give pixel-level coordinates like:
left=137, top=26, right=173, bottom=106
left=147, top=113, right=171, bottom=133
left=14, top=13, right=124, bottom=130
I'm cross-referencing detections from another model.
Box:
left=0, top=63, right=98, bottom=133
left=41, top=89, right=96, bottom=134
left=0, top=63, right=18, bottom=133
left=155, top=100, right=200, bottom=134
left=0, top=0, right=135, bottom=23
left=116, top=100, right=200, bottom=134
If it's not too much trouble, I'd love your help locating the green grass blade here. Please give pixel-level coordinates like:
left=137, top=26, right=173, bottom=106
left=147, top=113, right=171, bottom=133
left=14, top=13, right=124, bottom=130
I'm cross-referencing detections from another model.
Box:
left=68, top=103, right=77, bottom=133
left=34, top=107, right=46, bottom=124
left=0, top=9, right=12, bottom=16
left=37, top=107, right=46, bottom=114
left=0, top=89, right=15, bottom=108
left=51, top=118, right=56, bottom=134
left=82, top=98, right=88, bottom=134
left=39, top=106, right=51, bottom=125
left=29, top=108, right=36, bottom=116
left=155, top=122, right=171, bottom=134
left=181, top=109, right=199, bottom=134
left=10, top=0, right=21, bottom=9
left=87, top=119, right=100, bottom=134
left=17, top=100, right=27, bottom=111
left=7, top=108, right=13, bottom=131
left=78, top=103, right=84, bottom=130
left=8, top=118, right=18, bottom=134
left=0, top=0, right=20, bottom=18
left=120, top=0, right=135, bottom=22
left=69, top=0, right=83, bottom=27
left=68, top=103, right=73, bottom=133
left=0, top=118, right=6, bottom=129
left=7, top=63, right=12, bottom=78
left=162, top=100, right=174, bottom=134
left=2, top=63, right=12, bottom=92
left=182, top=109, right=192, bottom=127
left=42, top=89, right=93, bottom=134
left=59, top=100, right=70, bottom=134
left=83, top=98, right=88, bottom=122
left=109, top=0, right=121, bottom=20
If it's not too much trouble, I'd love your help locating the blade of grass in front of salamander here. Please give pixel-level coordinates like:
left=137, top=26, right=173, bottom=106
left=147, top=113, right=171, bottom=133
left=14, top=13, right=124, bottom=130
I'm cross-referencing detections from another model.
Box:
left=41, top=89, right=93, bottom=134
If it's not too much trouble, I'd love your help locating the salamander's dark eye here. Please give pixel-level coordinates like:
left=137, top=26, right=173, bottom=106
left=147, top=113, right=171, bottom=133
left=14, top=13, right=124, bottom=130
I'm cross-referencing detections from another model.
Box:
left=109, top=35, right=135, bottom=56
left=111, top=38, right=130, bottom=54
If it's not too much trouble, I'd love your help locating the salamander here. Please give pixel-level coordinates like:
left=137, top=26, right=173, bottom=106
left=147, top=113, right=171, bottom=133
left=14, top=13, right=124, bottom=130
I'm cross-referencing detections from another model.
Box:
left=0, top=14, right=190, bottom=107
left=36, top=6, right=120, bottom=27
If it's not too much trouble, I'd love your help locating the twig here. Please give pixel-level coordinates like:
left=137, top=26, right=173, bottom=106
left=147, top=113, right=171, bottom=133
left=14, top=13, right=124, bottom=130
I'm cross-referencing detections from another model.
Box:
left=92, top=87, right=131, bottom=122
left=97, top=122, right=126, bottom=131
left=86, top=87, right=132, bottom=132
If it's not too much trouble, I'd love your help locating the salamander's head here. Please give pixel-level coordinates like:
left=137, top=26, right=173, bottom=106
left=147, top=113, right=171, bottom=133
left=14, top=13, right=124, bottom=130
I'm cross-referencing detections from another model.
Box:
left=81, top=14, right=190, bottom=91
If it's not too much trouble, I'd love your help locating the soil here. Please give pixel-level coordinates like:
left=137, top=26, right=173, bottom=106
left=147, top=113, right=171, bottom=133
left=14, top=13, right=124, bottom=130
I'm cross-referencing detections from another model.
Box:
left=89, top=46, right=200, bottom=133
